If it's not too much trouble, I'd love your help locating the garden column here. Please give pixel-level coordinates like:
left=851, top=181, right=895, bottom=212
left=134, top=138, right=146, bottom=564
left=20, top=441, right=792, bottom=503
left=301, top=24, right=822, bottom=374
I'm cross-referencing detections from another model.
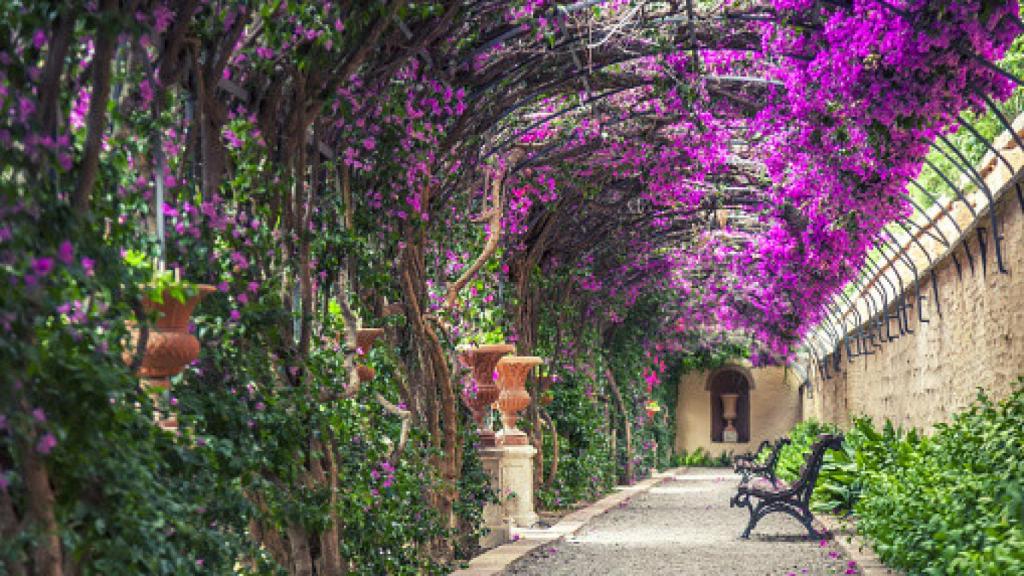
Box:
left=495, top=356, right=544, bottom=528
left=478, top=446, right=511, bottom=547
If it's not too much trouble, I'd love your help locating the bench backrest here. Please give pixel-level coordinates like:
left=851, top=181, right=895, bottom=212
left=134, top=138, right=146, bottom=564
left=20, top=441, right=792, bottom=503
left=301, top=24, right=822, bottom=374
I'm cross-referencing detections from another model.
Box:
left=763, top=437, right=792, bottom=481
left=791, top=433, right=844, bottom=505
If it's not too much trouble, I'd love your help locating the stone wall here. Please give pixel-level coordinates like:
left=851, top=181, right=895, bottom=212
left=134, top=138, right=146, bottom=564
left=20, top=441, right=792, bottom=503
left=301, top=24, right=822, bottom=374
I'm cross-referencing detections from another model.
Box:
left=806, top=143, right=1024, bottom=431
left=675, top=362, right=803, bottom=456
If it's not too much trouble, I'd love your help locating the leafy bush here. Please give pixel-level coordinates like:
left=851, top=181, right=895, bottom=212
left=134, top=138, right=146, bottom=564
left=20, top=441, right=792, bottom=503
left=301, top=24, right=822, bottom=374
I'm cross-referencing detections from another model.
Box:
left=774, top=419, right=840, bottom=482
left=855, top=385, right=1024, bottom=575
left=672, top=447, right=733, bottom=467
left=779, top=382, right=1024, bottom=575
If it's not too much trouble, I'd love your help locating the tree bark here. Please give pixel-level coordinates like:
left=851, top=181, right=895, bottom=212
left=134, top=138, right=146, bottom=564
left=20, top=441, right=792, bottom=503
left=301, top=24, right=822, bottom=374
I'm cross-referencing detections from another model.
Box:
left=72, top=0, right=118, bottom=215
left=19, top=438, right=62, bottom=576
left=605, top=368, right=633, bottom=484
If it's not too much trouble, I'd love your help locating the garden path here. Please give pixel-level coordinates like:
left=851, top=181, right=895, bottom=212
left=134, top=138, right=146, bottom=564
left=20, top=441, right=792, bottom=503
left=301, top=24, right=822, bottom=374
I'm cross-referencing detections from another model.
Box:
left=500, top=468, right=858, bottom=576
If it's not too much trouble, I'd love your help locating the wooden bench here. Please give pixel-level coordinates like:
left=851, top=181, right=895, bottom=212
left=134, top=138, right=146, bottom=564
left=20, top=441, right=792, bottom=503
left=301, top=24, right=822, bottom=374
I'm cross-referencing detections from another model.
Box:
left=729, top=433, right=843, bottom=539
left=733, top=437, right=790, bottom=484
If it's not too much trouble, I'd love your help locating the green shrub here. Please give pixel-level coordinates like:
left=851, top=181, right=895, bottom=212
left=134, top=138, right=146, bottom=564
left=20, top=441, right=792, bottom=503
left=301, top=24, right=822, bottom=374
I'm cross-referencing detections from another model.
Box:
left=674, top=447, right=733, bottom=467
left=774, top=419, right=840, bottom=482
left=855, top=384, right=1024, bottom=575
left=779, top=382, right=1024, bottom=575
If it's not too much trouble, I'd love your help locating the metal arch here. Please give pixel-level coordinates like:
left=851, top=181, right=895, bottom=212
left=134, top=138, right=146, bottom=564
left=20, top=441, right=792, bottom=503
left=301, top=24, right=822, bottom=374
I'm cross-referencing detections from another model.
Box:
left=922, top=157, right=977, bottom=219
left=957, top=115, right=1017, bottom=175
left=958, top=114, right=1024, bottom=215
left=842, top=270, right=883, bottom=350
left=835, top=290, right=869, bottom=358
left=907, top=179, right=974, bottom=277
left=875, top=231, right=924, bottom=334
left=976, top=93, right=1024, bottom=215
left=892, top=218, right=940, bottom=321
left=850, top=258, right=893, bottom=344
left=904, top=194, right=952, bottom=248
left=936, top=133, right=1009, bottom=274
left=873, top=234, right=915, bottom=335
left=858, top=252, right=903, bottom=341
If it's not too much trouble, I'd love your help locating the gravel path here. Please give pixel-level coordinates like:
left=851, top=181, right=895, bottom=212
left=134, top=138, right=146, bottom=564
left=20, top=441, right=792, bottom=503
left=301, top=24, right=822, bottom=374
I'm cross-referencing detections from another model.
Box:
left=501, top=468, right=858, bottom=576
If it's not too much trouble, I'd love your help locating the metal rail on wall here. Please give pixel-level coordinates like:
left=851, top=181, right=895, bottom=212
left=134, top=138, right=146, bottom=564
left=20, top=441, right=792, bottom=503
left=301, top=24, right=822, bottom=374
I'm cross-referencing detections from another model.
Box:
left=800, top=107, right=1024, bottom=388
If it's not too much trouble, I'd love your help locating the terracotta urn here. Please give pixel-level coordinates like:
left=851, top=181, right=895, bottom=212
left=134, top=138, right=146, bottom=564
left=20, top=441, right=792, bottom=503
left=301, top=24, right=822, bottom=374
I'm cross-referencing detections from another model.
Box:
left=458, top=343, right=515, bottom=447
left=355, top=328, right=385, bottom=382
left=721, top=393, right=739, bottom=441
left=133, top=284, right=215, bottom=382
left=495, top=356, right=543, bottom=446
left=129, top=283, right=215, bottom=430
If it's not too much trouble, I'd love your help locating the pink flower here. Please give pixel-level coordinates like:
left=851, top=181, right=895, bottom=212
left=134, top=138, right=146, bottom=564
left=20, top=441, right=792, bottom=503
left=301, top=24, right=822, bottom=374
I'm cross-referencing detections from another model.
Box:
left=80, top=257, right=95, bottom=276
left=229, top=309, right=241, bottom=321
left=32, top=408, right=46, bottom=422
left=33, top=257, right=55, bottom=276
left=217, top=281, right=230, bottom=292
left=153, top=5, right=173, bottom=33
left=36, top=433, right=57, bottom=455
left=58, top=241, right=74, bottom=265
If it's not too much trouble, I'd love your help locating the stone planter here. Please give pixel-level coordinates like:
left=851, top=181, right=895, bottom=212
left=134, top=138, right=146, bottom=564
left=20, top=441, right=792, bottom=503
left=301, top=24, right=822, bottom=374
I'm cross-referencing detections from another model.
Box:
left=495, top=356, right=543, bottom=446
left=459, top=344, right=515, bottom=447
left=355, top=328, right=385, bottom=382
left=130, top=284, right=215, bottom=430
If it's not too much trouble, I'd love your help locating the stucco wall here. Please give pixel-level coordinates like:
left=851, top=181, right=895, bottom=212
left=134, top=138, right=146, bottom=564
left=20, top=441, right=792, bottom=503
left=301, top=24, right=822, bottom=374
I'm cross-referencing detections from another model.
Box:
left=806, top=173, right=1024, bottom=431
left=675, top=362, right=803, bottom=456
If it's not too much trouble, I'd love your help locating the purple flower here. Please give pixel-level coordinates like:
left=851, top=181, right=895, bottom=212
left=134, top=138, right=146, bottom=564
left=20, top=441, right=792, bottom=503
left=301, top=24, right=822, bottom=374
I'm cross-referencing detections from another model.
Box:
left=229, top=309, right=241, bottom=322
left=152, top=5, right=173, bottom=33
left=80, top=257, right=95, bottom=276
left=32, top=29, right=47, bottom=49
left=254, top=401, right=265, bottom=411
left=217, top=281, right=230, bottom=293
left=58, top=241, right=74, bottom=265
left=32, top=257, right=55, bottom=276
left=32, top=408, right=47, bottom=422
left=35, top=433, right=57, bottom=455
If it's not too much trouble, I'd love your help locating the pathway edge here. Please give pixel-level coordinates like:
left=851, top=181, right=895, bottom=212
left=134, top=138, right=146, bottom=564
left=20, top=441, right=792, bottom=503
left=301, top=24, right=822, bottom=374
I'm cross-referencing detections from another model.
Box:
left=815, top=514, right=904, bottom=576
left=449, top=467, right=686, bottom=576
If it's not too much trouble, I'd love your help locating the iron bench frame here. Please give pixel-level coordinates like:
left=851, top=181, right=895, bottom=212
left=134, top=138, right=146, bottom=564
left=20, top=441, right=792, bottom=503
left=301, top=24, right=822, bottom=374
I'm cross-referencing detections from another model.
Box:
left=729, top=433, right=843, bottom=539
left=733, top=437, right=790, bottom=483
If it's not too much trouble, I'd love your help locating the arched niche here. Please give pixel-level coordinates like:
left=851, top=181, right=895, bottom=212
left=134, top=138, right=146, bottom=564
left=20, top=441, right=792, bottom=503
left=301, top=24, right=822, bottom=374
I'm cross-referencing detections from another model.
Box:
left=707, top=366, right=752, bottom=443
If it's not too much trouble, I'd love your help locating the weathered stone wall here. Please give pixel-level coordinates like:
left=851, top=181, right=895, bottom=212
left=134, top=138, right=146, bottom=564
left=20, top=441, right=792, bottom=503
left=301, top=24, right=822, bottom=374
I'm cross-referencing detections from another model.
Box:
left=675, top=362, right=803, bottom=456
left=807, top=173, right=1024, bottom=431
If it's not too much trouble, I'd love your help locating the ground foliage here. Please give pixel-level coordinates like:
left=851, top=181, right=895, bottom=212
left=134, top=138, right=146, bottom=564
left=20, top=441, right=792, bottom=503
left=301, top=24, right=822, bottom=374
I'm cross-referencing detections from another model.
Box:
left=778, top=383, right=1024, bottom=575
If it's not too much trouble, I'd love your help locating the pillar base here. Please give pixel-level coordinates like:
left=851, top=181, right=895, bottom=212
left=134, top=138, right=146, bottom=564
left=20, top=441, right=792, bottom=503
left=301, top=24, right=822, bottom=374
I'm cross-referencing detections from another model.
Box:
left=499, top=443, right=539, bottom=528
left=478, top=447, right=508, bottom=548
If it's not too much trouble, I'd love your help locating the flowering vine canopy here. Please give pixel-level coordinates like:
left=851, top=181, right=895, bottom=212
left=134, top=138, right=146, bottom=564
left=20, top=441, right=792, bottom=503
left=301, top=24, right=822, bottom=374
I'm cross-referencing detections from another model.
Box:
left=3, top=0, right=1021, bottom=365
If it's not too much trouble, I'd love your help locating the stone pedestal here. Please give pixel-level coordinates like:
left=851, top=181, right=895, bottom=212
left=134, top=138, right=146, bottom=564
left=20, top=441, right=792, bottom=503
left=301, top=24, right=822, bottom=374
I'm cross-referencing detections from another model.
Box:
left=498, top=443, right=539, bottom=529
left=478, top=447, right=508, bottom=548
